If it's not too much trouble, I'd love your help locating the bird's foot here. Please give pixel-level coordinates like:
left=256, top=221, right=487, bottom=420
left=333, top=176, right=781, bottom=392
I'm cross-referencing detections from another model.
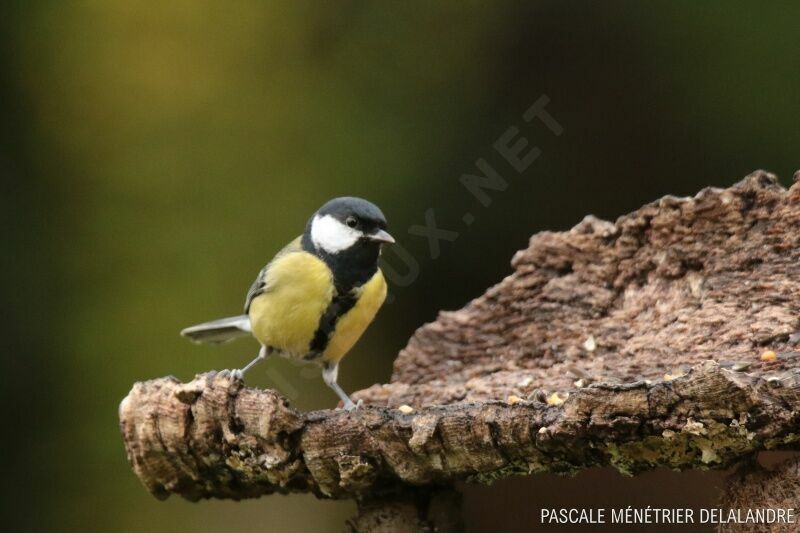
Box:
left=217, top=368, right=245, bottom=381
left=343, top=399, right=364, bottom=412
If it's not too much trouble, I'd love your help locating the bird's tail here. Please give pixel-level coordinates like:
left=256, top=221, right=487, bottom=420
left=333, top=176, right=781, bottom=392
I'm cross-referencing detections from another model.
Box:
left=181, top=315, right=252, bottom=344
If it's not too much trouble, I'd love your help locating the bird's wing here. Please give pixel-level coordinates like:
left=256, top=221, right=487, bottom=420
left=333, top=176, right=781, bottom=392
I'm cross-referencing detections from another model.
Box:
left=244, top=236, right=304, bottom=313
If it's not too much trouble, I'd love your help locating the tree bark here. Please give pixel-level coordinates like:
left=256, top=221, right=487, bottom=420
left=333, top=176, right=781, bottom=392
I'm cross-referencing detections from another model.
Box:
left=120, top=170, right=800, bottom=530
left=718, top=456, right=800, bottom=533
left=346, top=489, right=463, bottom=533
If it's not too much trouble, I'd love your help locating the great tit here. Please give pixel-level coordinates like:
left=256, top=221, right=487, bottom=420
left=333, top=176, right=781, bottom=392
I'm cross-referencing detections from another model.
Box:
left=181, top=197, right=395, bottom=411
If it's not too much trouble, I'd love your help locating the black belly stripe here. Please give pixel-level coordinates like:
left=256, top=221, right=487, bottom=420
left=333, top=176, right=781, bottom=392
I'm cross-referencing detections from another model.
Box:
left=301, top=230, right=380, bottom=357
left=309, top=292, right=358, bottom=354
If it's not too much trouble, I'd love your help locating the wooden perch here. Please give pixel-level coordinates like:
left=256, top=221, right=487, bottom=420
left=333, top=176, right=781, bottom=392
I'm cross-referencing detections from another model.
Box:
left=120, top=171, right=800, bottom=526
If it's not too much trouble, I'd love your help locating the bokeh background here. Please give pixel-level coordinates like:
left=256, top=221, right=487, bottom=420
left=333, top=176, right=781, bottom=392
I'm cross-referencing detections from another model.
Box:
left=3, top=2, right=799, bottom=532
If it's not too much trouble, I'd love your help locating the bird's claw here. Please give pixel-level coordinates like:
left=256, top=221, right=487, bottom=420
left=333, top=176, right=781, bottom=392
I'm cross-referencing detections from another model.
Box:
left=229, top=368, right=244, bottom=381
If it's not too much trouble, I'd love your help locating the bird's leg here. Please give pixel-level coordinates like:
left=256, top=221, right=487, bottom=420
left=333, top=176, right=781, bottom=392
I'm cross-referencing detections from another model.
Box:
left=322, top=361, right=361, bottom=411
left=232, top=345, right=269, bottom=380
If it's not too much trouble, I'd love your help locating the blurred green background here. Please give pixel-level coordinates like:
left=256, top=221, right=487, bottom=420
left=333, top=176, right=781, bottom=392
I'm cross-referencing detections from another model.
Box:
left=2, top=2, right=798, bottom=532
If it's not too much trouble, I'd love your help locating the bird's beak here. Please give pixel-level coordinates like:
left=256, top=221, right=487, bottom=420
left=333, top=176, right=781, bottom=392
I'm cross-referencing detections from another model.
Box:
left=367, top=229, right=395, bottom=244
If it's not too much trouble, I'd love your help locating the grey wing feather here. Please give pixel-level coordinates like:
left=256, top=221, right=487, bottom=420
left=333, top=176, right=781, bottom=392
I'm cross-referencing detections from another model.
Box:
left=243, top=265, right=269, bottom=313
left=244, top=236, right=303, bottom=313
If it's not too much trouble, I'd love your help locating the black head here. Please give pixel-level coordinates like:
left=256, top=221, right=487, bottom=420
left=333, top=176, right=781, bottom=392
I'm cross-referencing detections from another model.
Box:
left=302, top=197, right=394, bottom=290
left=317, top=197, right=391, bottom=238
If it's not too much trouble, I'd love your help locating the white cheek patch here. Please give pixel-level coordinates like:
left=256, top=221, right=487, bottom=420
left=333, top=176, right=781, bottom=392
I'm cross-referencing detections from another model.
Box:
left=311, top=214, right=361, bottom=254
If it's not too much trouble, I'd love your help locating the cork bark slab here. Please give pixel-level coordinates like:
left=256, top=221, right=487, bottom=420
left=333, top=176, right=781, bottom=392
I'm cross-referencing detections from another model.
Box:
left=120, top=171, right=800, bottom=502
left=358, top=170, right=800, bottom=407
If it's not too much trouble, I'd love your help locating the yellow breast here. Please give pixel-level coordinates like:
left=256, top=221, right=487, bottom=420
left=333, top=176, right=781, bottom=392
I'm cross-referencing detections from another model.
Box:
left=323, top=269, right=387, bottom=363
left=248, top=251, right=334, bottom=356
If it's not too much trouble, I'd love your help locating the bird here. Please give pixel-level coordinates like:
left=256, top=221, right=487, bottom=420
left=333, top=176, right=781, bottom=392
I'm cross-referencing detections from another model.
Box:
left=180, top=197, right=394, bottom=411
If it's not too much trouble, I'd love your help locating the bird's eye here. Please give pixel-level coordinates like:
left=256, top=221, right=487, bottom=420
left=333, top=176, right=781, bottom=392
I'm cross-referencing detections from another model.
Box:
left=345, top=216, right=358, bottom=228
